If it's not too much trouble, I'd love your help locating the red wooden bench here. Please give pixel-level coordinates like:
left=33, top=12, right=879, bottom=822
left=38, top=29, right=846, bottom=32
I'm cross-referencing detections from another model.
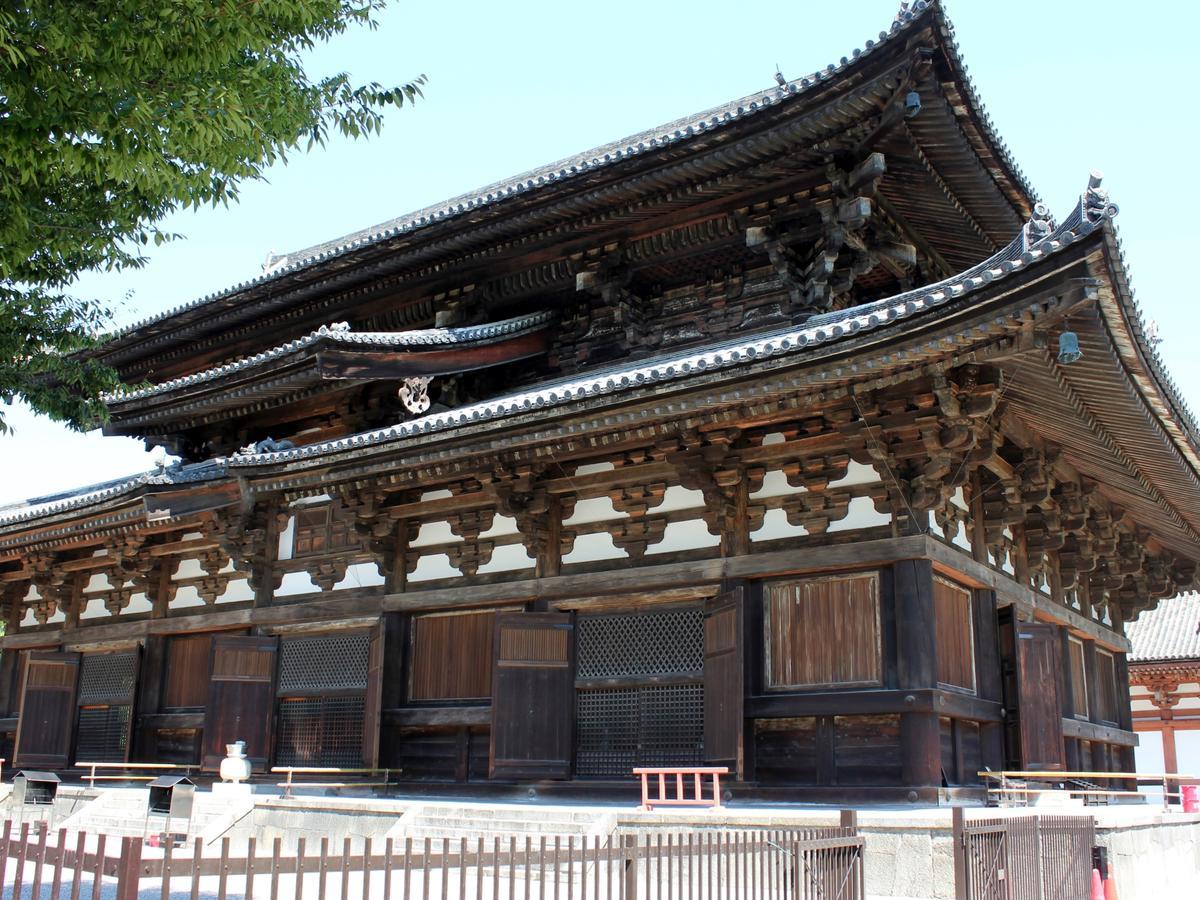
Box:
left=633, top=766, right=729, bottom=811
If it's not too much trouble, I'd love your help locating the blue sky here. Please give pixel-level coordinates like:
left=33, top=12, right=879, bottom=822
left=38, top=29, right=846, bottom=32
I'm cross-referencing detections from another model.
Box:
left=3, top=0, right=1197, bottom=505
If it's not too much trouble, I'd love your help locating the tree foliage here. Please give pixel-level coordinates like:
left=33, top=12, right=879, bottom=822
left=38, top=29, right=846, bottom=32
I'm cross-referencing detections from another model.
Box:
left=0, top=0, right=423, bottom=432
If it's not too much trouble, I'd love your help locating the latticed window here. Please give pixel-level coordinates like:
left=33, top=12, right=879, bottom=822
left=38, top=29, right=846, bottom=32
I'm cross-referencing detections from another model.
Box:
left=75, top=651, right=138, bottom=763
left=574, top=607, right=704, bottom=778
left=274, top=632, right=371, bottom=768
left=291, top=503, right=356, bottom=557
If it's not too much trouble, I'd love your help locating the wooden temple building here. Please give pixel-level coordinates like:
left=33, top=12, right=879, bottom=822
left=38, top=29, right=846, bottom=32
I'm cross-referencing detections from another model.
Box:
left=1, top=0, right=1197, bottom=803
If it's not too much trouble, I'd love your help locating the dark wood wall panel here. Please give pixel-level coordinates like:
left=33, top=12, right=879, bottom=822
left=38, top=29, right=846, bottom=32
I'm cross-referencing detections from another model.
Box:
left=15, top=651, right=80, bottom=769
left=410, top=611, right=496, bottom=701
left=164, top=635, right=213, bottom=710
left=1067, top=637, right=1088, bottom=719
left=1015, top=622, right=1065, bottom=771
left=753, top=717, right=818, bottom=784
left=933, top=577, right=975, bottom=692
left=764, top=573, right=880, bottom=689
left=490, top=613, right=573, bottom=779
left=835, top=714, right=901, bottom=785
left=1095, top=650, right=1118, bottom=725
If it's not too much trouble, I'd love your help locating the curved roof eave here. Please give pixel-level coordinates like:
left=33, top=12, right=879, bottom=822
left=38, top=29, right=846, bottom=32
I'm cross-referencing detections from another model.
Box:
left=95, top=0, right=1034, bottom=364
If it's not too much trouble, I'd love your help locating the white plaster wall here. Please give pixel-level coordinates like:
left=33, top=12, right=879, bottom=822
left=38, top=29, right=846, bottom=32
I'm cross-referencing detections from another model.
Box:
left=656, top=485, right=706, bottom=513
left=23, top=584, right=40, bottom=602
left=173, top=558, right=206, bottom=580
left=81, top=573, right=111, bottom=593
left=277, top=516, right=295, bottom=560
left=750, top=469, right=805, bottom=500
left=476, top=543, right=535, bottom=574
left=408, top=553, right=461, bottom=583
left=332, top=562, right=386, bottom=590
left=420, top=489, right=453, bottom=501
left=122, top=591, right=152, bottom=615
left=480, top=515, right=520, bottom=538
left=170, top=585, right=205, bottom=609
left=19, top=606, right=35, bottom=628
left=829, top=496, right=890, bottom=532
left=646, top=518, right=720, bottom=555
left=216, top=578, right=256, bottom=603
left=79, top=596, right=110, bottom=619
left=276, top=571, right=319, bottom=596
left=828, top=460, right=880, bottom=488
left=750, top=508, right=808, bottom=542
left=562, top=532, right=627, bottom=564
left=410, top=520, right=462, bottom=548
left=563, top=497, right=625, bottom=526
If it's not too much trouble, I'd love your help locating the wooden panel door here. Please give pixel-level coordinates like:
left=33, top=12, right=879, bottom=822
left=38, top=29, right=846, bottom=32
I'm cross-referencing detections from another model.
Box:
left=489, top=612, right=574, bottom=779
left=1015, top=622, right=1066, bottom=771
left=202, top=635, right=278, bottom=771
left=704, top=588, right=744, bottom=775
left=15, top=651, right=80, bottom=768
left=362, top=623, right=384, bottom=767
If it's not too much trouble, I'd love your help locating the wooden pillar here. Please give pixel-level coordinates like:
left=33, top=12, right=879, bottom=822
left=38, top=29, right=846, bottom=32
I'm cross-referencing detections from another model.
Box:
left=377, top=612, right=408, bottom=767
left=133, top=635, right=167, bottom=761
left=968, top=469, right=988, bottom=565
left=253, top=499, right=283, bottom=607
left=536, top=495, right=562, bottom=580
left=893, top=559, right=939, bottom=791
left=1162, top=720, right=1179, bottom=776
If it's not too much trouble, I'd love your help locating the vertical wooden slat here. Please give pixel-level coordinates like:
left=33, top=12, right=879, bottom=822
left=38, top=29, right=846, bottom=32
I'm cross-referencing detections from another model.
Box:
left=161, top=833, right=174, bottom=900
left=12, top=822, right=29, bottom=900
left=402, top=837, right=412, bottom=900
left=270, top=837, right=282, bottom=900
left=364, top=837, right=374, bottom=900
left=50, top=826, right=67, bottom=900
left=70, top=829, right=86, bottom=900
left=510, top=835, right=519, bottom=900
left=0, top=820, right=10, bottom=888
left=421, top=837, right=431, bottom=900
left=294, top=837, right=306, bottom=900
left=567, top=835, right=575, bottom=900
left=317, top=837, right=329, bottom=900
left=441, top=837, right=450, bottom=900
left=538, top=835, right=546, bottom=900
left=341, top=836, right=352, bottom=900
left=31, top=821, right=47, bottom=900
left=383, top=837, right=394, bottom=900
left=491, top=836, right=499, bottom=900
left=217, top=836, right=231, bottom=900
left=93, top=833, right=108, bottom=900
left=245, top=835, right=257, bottom=900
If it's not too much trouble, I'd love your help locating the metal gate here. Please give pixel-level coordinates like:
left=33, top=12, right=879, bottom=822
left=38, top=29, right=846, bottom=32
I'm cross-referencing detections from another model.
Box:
left=794, top=834, right=866, bottom=899
left=953, top=810, right=1094, bottom=900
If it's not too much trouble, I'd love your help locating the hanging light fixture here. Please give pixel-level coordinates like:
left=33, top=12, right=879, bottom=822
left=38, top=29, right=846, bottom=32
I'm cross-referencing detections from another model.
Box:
left=1057, top=329, right=1083, bottom=364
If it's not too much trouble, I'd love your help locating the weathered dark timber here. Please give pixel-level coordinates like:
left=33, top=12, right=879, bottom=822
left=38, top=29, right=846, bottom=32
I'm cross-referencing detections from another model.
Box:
left=0, top=1, right=1184, bottom=802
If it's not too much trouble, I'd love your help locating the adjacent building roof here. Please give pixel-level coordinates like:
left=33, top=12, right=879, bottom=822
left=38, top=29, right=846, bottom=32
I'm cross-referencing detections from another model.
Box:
left=1127, top=593, right=1200, bottom=662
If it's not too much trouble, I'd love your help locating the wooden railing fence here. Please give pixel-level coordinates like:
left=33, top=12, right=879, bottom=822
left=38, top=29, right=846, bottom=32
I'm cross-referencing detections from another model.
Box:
left=0, top=819, right=865, bottom=899
left=952, top=809, right=1095, bottom=900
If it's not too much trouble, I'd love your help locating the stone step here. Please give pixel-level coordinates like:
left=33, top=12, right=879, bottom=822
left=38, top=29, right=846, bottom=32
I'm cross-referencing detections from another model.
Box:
left=409, top=815, right=594, bottom=832
left=412, top=806, right=601, bottom=824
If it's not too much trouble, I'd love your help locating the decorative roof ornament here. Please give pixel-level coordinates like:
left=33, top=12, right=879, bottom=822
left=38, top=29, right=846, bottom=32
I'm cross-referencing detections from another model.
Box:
left=1082, top=170, right=1120, bottom=225
left=399, top=376, right=433, bottom=415
left=1021, top=202, right=1054, bottom=251
left=317, top=321, right=351, bottom=335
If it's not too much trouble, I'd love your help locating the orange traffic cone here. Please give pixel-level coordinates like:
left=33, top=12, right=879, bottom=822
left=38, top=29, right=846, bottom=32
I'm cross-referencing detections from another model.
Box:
left=1103, top=863, right=1119, bottom=900
left=1091, top=868, right=1104, bottom=900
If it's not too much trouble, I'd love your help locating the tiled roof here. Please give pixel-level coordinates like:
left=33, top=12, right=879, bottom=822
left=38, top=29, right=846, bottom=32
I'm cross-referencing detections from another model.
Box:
left=104, top=0, right=1034, bottom=345
left=105, top=310, right=555, bottom=405
left=0, top=460, right=227, bottom=528
left=225, top=176, right=1113, bottom=468
left=1127, top=593, right=1200, bottom=662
